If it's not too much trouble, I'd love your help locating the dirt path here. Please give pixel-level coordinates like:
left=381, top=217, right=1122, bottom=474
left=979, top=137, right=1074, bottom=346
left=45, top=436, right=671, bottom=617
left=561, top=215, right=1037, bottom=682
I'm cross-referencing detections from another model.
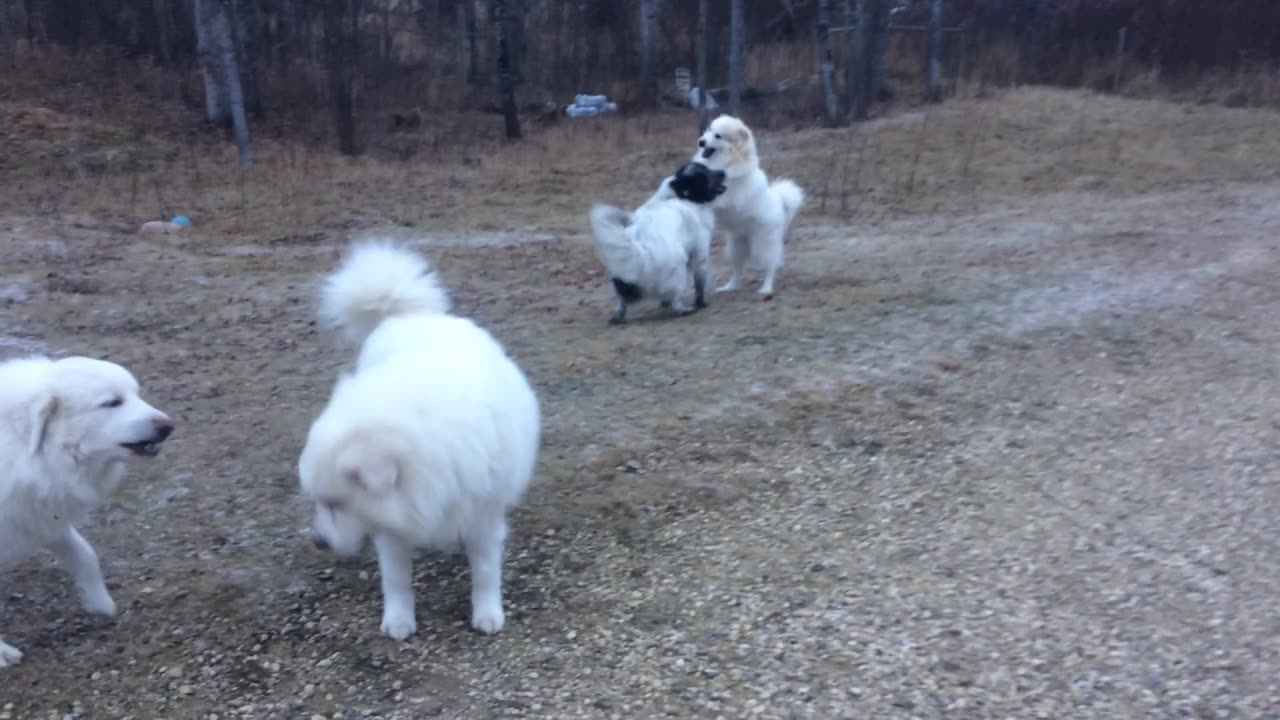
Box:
left=2, top=181, right=1278, bottom=718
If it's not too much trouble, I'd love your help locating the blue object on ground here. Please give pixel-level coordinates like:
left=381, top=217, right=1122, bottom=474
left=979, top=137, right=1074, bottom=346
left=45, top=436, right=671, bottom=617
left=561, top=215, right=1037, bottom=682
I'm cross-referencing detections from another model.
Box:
left=171, top=215, right=192, bottom=228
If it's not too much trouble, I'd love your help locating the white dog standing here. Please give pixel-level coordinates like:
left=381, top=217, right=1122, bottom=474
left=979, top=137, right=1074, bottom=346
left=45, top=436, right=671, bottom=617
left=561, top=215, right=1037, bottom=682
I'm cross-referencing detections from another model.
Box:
left=0, top=356, right=174, bottom=669
left=589, top=161, right=726, bottom=323
left=299, top=241, right=540, bottom=638
left=694, top=114, right=805, bottom=298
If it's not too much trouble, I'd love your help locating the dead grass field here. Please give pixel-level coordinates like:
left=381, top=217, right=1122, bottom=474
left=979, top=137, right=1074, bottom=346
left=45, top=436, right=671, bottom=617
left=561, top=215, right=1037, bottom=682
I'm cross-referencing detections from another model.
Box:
left=2, top=84, right=1280, bottom=718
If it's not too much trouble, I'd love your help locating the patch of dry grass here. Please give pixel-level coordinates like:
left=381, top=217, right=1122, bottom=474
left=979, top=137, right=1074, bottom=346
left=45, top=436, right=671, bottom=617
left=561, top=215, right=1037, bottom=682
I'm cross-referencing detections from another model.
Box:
left=3, top=63, right=1280, bottom=246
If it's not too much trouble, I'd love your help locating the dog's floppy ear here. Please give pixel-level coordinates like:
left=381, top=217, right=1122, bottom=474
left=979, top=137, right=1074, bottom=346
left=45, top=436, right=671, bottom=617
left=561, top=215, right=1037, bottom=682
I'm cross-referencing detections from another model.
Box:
left=27, top=393, right=59, bottom=455
left=343, top=464, right=397, bottom=494
left=729, top=125, right=751, bottom=146
left=337, top=438, right=398, bottom=494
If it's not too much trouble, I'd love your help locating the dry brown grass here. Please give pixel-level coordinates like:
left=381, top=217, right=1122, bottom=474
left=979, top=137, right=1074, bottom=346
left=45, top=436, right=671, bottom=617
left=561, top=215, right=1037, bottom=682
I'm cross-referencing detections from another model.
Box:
left=3, top=49, right=1280, bottom=247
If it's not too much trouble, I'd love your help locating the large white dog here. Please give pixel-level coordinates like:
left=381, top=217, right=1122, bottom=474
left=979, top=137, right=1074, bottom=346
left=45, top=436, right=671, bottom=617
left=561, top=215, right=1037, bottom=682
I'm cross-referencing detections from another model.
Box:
left=0, top=356, right=174, bottom=669
left=299, top=241, right=540, bottom=639
left=589, top=161, right=726, bottom=323
left=694, top=114, right=805, bottom=298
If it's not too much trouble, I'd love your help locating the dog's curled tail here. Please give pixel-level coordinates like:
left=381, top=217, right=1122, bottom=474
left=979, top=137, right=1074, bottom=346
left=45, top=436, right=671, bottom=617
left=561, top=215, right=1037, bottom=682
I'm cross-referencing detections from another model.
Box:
left=588, top=204, right=637, bottom=277
left=771, top=178, right=806, bottom=227
left=321, top=240, right=451, bottom=344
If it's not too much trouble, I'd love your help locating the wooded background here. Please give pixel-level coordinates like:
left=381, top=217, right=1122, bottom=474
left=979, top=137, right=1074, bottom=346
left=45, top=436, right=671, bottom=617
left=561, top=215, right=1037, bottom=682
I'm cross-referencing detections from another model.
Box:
left=2, top=1, right=1277, bottom=161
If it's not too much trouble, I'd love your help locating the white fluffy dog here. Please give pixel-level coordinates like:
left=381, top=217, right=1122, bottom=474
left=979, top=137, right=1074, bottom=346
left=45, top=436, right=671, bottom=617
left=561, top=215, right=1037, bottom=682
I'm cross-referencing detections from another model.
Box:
left=299, top=242, right=540, bottom=639
left=694, top=114, right=805, bottom=298
left=589, top=161, right=726, bottom=323
left=0, top=356, right=174, bottom=669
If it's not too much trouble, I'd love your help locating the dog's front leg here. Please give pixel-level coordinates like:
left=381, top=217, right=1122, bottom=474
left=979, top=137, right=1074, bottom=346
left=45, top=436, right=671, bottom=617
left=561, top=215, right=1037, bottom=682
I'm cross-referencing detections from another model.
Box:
left=50, top=526, right=116, bottom=617
left=373, top=534, right=417, bottom=640
left=463, top=518, right=508, bottom=633
left=0, top=638, right=22, bottom=669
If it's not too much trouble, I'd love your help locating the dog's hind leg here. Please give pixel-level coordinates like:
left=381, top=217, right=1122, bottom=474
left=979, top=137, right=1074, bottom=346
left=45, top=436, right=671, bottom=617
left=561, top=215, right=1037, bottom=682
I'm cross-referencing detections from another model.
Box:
left=374, top=534, right=418, bottom=640
left=463, top=517, right=508, bottom=633
left=717, top=234, right=749, bottom=292
left=609, top=298, right=629, bottom=325
left=610, top=277, right=643, bottom=324
left=756, top=228, right=786, bottom=299
left=692, top=257, right=711, bottom=309
left=0, top=638, right=22, bottom=669
left=50, top=527, right=115, bottom=617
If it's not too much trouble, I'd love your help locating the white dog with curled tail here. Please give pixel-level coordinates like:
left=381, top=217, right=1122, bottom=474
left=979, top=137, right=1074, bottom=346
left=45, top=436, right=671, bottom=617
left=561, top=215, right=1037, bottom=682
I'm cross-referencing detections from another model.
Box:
left=693, top=114, right=805, bottom=299
left=589, top=161, right=727, bottom=324
left=299, top=241, right=540, bottom=638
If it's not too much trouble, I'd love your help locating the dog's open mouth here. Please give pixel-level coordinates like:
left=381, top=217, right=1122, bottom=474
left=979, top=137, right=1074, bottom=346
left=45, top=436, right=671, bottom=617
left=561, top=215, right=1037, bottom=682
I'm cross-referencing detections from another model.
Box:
left=701, top=147, right=716, bottom=159
left=121, top=440, right=163, bottom=457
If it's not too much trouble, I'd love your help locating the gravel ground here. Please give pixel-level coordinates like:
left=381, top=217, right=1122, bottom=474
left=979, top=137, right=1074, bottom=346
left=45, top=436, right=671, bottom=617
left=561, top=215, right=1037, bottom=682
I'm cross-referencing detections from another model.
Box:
left=2, top=179, right=1279, bottom=719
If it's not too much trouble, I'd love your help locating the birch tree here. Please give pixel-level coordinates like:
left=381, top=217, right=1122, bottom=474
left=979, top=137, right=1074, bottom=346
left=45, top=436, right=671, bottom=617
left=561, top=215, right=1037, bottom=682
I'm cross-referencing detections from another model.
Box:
left=638, top=0, right=659, bottom=106
left=195, top=0, right=253, bottom=167
left=924, top=0, right=942, bottom=102
left=696, top=0, right=711, bottom=131
left=849, top=0, right=869, bottom=120
left=322, top=0, right=358, bottom=155
left=728, top=0, right=744, bottom=117
left=815, top=0, right=838, bottom=126
left=491, top=0, right=521, bottom=139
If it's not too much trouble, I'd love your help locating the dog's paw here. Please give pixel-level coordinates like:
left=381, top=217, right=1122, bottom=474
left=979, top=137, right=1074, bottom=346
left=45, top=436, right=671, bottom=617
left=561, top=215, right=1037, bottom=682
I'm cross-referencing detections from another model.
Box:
left=380, top=609, right=418, bottom=641
left=608, top=315, right=627, bottom=326
left=715, top=282, right=740, bottom=293
left=470, top=602, right=505, bottom=634
left=0, top=640, right=23, bottom=669
left=81, top=590, right=117, bottom=618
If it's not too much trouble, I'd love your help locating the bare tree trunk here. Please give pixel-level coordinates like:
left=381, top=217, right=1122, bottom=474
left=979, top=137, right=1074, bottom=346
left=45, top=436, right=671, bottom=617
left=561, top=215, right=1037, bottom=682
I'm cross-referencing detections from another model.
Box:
left=638, top=0, right=659, bottom=107
left=1112, top=26, right=1127, bottom=93
left=815, top=0, right=838, bottom=126
left=696, top=0, right=710, bottom=131
left=463, top=0, right=480, bottom=86
left=728, top=0, right=743, bottom=117
left=151, top=0, right=174, bottom=66
left=0, top=1, right=15, bottom=66
left=195, top=0, right=230, bottom=124
left=220, top=4, right=253, bottom=168
left=510, top=0, right=525, bottom=83
left=867, top=0, right=891, bottom=102
left=491, top=0, right=521, bottom=139
left=195, top=0, right=252, bottom=166
left=840, top=0, right=853, bottom=118
left=850, top=0, right=869, bottom=120
left=323, top=0, right=358, bottom=155
left=231, top=0, right=260, bottom=115
left=924, top=0, right=942, bottom=103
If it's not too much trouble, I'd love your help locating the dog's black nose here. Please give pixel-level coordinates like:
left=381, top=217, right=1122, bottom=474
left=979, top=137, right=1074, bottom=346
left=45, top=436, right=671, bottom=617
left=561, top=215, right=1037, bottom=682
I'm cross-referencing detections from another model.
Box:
left=698, top=139, right=707, bottom=148
left=153, top=417, right=174, bottom=441
left=312, top=536, right=331, bottom=552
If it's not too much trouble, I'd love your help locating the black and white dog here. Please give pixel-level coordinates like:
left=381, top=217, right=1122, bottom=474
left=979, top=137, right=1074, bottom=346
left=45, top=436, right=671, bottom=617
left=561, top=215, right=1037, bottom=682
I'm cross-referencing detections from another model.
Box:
left=588, top=162, right=727, bottom=324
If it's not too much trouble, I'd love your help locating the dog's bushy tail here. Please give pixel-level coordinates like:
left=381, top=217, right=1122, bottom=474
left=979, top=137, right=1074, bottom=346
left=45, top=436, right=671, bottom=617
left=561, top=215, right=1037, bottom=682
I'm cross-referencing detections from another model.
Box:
left=321, top=240, right=450, bottom=345
left=588, top=204, right=639, bottom=280
left=771, top=179, right=806, bottom=227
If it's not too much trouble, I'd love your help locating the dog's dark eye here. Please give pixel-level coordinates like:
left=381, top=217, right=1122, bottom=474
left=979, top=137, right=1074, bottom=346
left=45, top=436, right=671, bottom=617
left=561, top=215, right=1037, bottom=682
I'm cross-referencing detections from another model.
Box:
left=714, top=133, right=721, bottom=139
left=100, top=397, right=123, bottom=409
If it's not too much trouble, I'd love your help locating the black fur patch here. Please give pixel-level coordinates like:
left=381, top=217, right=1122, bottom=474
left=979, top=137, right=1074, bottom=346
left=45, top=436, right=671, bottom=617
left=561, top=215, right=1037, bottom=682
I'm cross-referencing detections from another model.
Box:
left=668, top=162, right=727, bottom=205
left=612, top=277, right=644, bottom=302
